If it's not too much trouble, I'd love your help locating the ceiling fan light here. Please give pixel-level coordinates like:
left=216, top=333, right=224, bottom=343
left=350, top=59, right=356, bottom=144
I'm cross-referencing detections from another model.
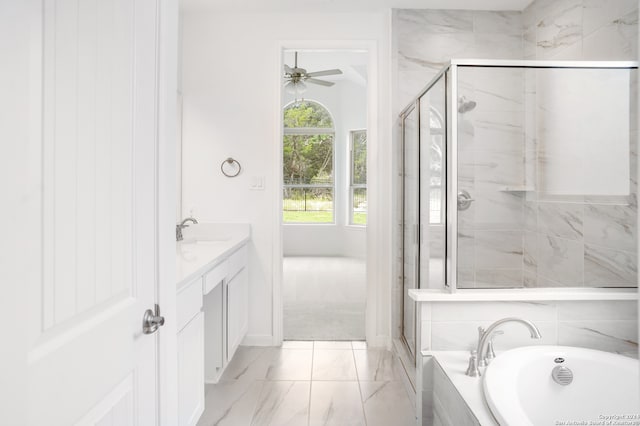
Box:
left=284, top=80, right=307, bottom=95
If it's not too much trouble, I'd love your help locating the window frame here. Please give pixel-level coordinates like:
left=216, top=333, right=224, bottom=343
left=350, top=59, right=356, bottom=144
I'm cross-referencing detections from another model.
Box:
left=349, top=129, right=367, bottom=226
left=282, top=100, right=336, bottom=225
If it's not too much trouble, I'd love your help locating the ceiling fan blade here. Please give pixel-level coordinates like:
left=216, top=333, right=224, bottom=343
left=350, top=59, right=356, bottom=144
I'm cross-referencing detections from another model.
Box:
left=284, top=64, right=293, bottom=74
left=306, top=78, right=334, bottom=87
left=306, top=69, right=343, bottom=78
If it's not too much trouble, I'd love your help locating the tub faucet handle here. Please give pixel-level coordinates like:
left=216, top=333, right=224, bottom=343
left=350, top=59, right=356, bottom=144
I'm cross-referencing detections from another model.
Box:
left=466, top=350, right=480, bottom=377
left=478, top=326, right=486, bottom=340
left=486, top=330, right=504, bottom=362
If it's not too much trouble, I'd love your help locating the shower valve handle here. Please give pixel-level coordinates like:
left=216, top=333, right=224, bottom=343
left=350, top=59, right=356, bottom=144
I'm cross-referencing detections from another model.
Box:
left=457, top=190, right=475, bottom=210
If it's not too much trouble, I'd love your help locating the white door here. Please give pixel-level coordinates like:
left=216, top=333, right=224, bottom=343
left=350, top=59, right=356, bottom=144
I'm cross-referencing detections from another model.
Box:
left=26, top=0, right=165, bottom=424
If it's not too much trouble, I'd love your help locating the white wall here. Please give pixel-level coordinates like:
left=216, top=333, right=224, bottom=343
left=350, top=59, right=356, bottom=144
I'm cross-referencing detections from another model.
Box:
left=282, top=76, right=367, bottom=259
left=181, top=11, right=392, bottom=345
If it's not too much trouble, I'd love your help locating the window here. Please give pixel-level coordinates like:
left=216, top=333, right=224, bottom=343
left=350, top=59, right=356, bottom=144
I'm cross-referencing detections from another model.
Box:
left=282, top=100, right=335, bottom=223
left=350, top=130, right=367, bottom=225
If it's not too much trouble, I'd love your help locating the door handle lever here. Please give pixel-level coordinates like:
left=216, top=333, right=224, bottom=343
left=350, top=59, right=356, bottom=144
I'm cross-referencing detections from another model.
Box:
left=142, top=304, right=165, bottom=334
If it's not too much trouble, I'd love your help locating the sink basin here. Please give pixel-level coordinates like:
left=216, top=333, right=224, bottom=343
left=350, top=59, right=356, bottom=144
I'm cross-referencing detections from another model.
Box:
left=483, top=346, right=638, bottom=426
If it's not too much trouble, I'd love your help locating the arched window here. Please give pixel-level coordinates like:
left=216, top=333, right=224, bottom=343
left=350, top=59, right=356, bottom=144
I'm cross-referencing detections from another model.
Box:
left=282, top=100, right=335, bottom=223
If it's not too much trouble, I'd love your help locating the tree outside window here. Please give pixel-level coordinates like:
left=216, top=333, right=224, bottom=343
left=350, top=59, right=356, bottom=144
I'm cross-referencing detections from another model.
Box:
left=282, top=101, right=335, bottom=223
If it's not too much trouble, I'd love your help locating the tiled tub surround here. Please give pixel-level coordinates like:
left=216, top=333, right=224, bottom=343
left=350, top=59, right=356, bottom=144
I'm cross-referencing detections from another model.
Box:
left=423, top=352, right=495, bottom=426
left=420, top=349, right=637, bottom=426
left=413, top=295, right=638, bottom=358
left=409, top=290, right=638, bottom=425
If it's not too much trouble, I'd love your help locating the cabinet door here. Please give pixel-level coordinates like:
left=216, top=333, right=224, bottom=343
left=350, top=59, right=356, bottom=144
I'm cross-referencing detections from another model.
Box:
left=178, top=312, right=205, bottom=426
left=204, top=281, right=224, bottom=382
left=226, top=267, right=248, bottom=361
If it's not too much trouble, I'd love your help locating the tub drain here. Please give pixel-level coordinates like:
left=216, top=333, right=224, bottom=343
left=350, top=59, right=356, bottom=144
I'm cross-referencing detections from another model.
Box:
left=551, top=365, right=573, bottom=385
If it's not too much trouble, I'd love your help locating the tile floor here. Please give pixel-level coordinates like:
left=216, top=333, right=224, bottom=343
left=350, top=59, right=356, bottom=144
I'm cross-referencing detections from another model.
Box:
left=197, top=341, right=416, bottom=426
left=284, top=257, right=366, bottom=340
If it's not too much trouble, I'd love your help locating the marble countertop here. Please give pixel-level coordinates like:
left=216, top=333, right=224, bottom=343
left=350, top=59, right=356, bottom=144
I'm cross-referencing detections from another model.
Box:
left=425, top=350, right=498, bottom=426
left=176, top=223, right=250, bottom=291
left=410, top=287, right=638, bottom=302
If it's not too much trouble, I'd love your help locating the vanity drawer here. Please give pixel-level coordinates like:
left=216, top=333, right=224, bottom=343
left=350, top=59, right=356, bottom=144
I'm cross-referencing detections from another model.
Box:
left=204, top=261, right=228, bottom=294
left=227, top=245, right=248, bottom=280
left=177, top=277, right=203, bottom=332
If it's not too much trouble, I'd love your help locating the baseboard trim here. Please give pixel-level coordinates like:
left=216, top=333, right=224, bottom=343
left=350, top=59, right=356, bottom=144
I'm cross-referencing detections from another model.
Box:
left=241, top=334, right=274, bottom=346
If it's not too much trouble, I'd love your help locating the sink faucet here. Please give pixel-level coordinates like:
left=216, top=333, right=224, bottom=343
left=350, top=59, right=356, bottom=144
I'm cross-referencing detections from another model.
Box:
left=466, top=317, right=542, bottom=377
left=176, top=217, right=198, bottom=242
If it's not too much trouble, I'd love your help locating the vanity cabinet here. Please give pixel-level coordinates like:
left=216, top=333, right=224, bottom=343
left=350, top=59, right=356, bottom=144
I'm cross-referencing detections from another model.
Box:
left=176, top=277, right=205, bottom=426
left=226, top=266, right=248, bottom=360
left=203, top=244, right=249, bottom=383
left=176, top=241, right=250, bottom=425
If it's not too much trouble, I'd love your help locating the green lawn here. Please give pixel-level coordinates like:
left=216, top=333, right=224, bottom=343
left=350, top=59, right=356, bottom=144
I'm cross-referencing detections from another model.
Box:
left=352, top=212, right=367, bottom=225
left=283, top=211, right=333, bottom=223
left=282, top=210, right=367, bottom=225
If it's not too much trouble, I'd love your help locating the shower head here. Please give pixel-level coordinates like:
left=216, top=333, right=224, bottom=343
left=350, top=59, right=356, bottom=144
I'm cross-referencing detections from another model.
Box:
left=458, top=96, right=477, bottom=113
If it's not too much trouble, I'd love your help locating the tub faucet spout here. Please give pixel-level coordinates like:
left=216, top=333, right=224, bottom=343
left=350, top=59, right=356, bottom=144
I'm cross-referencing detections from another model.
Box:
left=469, top=317, right=542, bottom=377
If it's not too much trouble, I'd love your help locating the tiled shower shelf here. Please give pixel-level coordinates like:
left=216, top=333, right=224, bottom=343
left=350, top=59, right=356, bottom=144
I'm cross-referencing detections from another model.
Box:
left=409, top=288, right=637, bottom=302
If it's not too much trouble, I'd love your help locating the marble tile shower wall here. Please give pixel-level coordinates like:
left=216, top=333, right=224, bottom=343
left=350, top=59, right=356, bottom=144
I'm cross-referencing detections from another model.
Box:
left=522, top=0, right=638, bottom=61
left=522, top=0, right=639, bottom=288
left=394, top=10, right=523, bottom=113
left=394, top=9, right=526, bottom=289
left=394, top=3, right=639, bottom=290
left=457, top=66, right=526, bottom=288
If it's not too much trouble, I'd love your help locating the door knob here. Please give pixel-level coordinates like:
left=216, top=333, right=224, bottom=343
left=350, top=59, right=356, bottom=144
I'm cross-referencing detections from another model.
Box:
left=142, top=304, right=165, bottom=334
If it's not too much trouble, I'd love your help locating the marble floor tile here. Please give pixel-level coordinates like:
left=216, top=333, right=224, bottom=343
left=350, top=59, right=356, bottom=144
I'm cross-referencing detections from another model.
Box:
left=353, top=349, right=400, bottom=381
left=360, top=381, right=416, bottom=426
left=220, top=346, right=274, bottom=382
left=198, top=345, right=415, bottom=426
left=251, top=381, right=310, bottom=426
left=309, top=381, right=366, bottom=426
left=197, top=378, right=264, bottom=426
left=265, top=349, right=313, bottom=381
left=314, top=341, right=352, bottom=349
left=312, top=349, right=357, bottom=381
left=281, top=341, right=313, bottom=349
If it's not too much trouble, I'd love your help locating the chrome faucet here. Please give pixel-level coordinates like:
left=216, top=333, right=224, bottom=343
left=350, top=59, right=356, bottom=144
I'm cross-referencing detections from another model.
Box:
left=176, top=217, right=198, bottom=241
left=466, top=317, right=542, bottom=377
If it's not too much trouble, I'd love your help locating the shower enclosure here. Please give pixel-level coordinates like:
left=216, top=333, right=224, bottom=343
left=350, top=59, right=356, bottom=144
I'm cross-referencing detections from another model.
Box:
left=399, top=59, right=638, bottom=356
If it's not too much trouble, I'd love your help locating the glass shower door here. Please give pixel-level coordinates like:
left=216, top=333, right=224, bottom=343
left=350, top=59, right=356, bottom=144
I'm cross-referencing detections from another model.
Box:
left=420, top=76, right=447, bottom=289
left=402, top=106, right=419, bottom=357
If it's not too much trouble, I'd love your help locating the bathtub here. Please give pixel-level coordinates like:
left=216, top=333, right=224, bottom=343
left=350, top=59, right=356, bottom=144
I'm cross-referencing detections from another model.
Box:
left=483, top=346, right=639, bottom=426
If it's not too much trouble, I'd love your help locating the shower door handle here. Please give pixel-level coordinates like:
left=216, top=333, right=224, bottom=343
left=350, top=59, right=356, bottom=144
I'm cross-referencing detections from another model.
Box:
left=457, top=190, right=475, bottom=211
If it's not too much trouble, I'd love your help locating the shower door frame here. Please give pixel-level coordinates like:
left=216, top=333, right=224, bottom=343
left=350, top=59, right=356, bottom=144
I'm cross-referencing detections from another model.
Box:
left=400, top=103, right=418, bottom=359
left=399, top=65, right=451, bottom=359
left=399, top=59, right=639, bottom=296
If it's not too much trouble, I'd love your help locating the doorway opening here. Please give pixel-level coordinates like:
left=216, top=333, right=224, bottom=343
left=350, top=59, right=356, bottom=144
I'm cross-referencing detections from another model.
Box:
left=280, top=49, right=369, bottom=341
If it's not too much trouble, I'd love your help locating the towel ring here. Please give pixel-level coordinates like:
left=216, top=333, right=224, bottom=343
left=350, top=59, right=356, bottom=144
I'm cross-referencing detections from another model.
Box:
left=220, top=157, right=241, bottom=178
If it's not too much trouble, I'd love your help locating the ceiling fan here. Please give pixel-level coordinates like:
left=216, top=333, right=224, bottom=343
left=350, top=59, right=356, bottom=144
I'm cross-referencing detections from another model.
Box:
left=283, top=52, right=343, bottom=94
